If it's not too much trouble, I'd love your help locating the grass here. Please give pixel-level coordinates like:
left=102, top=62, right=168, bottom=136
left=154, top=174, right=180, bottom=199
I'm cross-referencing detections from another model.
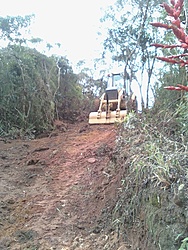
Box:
left=110, top=112, right=188, bottom=249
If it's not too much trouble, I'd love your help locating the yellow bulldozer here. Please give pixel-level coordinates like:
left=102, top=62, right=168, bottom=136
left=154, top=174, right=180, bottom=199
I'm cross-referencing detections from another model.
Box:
left=89, top=72, right=137, bottom=124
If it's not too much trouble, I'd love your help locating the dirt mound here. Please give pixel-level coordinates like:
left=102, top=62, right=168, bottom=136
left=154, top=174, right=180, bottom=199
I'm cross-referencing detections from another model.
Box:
left=0, top=121, right=127, bottom=249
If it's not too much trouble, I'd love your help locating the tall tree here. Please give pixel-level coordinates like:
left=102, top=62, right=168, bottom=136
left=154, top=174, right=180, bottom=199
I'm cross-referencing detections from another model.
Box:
left=101, top=0, right=162, bottom=109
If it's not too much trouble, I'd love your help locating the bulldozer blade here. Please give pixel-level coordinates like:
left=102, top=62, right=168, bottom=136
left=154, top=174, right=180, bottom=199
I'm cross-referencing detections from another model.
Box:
left=89, top=110, right=127, bottom=124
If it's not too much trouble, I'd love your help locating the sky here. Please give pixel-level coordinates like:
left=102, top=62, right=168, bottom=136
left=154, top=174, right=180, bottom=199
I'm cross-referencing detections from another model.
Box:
left=0, top=0, right=116, bottom=72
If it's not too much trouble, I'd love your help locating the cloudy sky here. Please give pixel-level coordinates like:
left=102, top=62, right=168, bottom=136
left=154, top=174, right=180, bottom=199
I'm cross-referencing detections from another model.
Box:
left=0, top=0, right=115, bottom=70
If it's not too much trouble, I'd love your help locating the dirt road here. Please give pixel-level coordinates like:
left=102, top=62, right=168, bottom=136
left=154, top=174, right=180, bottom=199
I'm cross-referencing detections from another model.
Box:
left=0, top=121, right=126, bottom=250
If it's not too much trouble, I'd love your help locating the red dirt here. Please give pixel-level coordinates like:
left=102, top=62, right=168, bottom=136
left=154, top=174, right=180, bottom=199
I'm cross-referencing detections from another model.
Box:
left=0, top=121, right=127, bottom=250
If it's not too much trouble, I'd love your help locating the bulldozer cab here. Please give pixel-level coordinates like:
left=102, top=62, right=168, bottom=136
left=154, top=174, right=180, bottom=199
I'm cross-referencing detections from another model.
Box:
left=108, top=73, right=124, bottom=89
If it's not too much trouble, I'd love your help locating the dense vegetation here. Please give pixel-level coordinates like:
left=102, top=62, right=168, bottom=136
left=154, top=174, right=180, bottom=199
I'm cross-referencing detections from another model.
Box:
left=0, top=44, right=105, bottom=137
left=0, top=45, right=85, bottom=137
